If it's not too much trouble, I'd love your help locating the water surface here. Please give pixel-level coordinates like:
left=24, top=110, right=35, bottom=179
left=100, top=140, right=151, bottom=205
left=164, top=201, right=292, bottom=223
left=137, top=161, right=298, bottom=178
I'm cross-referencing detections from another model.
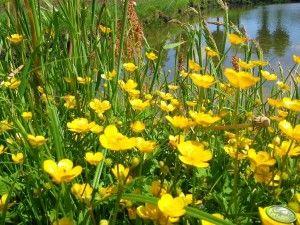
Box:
left=143, top=3, right=300, bottom=74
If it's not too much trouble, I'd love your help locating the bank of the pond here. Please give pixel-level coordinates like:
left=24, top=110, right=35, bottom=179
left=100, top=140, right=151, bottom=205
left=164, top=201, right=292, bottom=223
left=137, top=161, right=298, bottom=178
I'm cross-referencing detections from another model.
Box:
left=136, top=0, right=299, bottom=21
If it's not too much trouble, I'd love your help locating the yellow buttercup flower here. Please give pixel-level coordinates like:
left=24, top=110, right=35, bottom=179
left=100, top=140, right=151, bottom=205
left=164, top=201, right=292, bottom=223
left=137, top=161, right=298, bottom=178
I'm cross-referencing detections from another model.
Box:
left=123, top=63, right=138, bottom=73
left=130, top=156, right=140, bottom=167
left=99, top=220, right=109, bottom=225
left=137, top=203, right=160, bottom=220
left=219, top=82, right=235, bottom=95
left=27, top=134, right=47, bottom=147
left=0, top=194, right=9, bottom=212
left=43, top=159, right=82, bottom=184
left=277, top=81, right=290, bottom=91
left=293, top=55, right=300, bottom=64
left=89, top=122, right=103, bottom=134
left=101, top=70, right=117, bottom=80
left=1, top=77, right=21, bottom=89
left=261, top=70, right=277, bottom=81
left=228, top=33, right=247, bottom=45
left=52, top=217, right=74, bottom=225
left=171, top=98, right=180, bottom=107
left=119, top=79, right=138, bottom=92
left=279, top=120, right=300, bottom=142
left=22, top=112, right=33, bottom=121
left=130, top=99, right=150, bottom=111
left=12, top=152, right=24, bottom=164
left=150, top=180, right=168, bottom=197
left=89, top=99, right=111, bottom=115
left=6, top=137, right=14, bottom=145
left=247, top=149, right=276, bottom=169
left=137, top=202, right=178, bottom=224
left=99, top=125, right=136, bottom=151
left=67, top=118, right=97, bottom=134
left=238, top=60, right=255, bottom=70
left=169, top=135, right=185, bottom=148
left=158, top=194, right=186, bottom=218
left=63, top=77, right=74, bottom=84
left=278, top=110, right=288, bottom=119
left=146, top=52, right=158, bottom=61
left=224, top=68, right=259, bottom=89
left=251, top=60, right=269, bottom=67
left=0, top=145, right=6, bottom=155
left=130, top=121, right=145, bottom=133
left=188, top=60, right=201, bottom=72
left=62, top=95, right=76, bottom=109
left=157, top=91, right=173, bottom=100
left=224, top=145, right=247, bottom=160
left=186, top=100, right=197, bottom=107
left=177, top=140, right=212, bottom=168
left=77, top=76, right=91, bottom=84
left=205, top=47, right=219, bottom=58
left=7, top=34, right=23, bottom=44
left=99, top=25, right=111, bottom=34
left=135, top=137, right=156, bottom=153
left=99, top=185, right=116, bottom=199
left=275, top=141, right=300, bottom=157
left=202, top=213, right=224, bottom=225
left=71, top=183, right=93, bottom=202
left=179, top=193, right=201, bottom=206
left=159, top=101, right=175, bottom=112
left=268, top=98, right=283, bottom=108
left=165, top=115, right=194, bottom=129
left=144, top=93, right=153, bottom=100
left=253, top=167, right=280, bottom=186
left=282, top=97, right=300, bottom=112
left=85, top=152, right=104, bottom=166
left=111, top=164, right=129, bottom=181
left=189, top=73, right=215, bottom=88
left=226, top=133, right=253, bottom=148
left=0, top=120, right=13, bottom=134
left=189, top=111, right=220, bottom=126
left=180, top=70, right=189, bottom=78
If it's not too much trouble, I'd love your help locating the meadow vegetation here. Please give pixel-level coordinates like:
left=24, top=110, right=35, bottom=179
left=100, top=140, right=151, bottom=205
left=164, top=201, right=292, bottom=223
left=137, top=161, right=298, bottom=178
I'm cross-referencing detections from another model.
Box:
left=0, top=0, right=299, bottom=224
left=136, top=0, right=294, bottom=20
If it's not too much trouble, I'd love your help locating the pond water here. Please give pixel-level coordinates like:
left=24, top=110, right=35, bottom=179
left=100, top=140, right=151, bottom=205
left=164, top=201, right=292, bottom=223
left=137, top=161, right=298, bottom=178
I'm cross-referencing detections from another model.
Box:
left=143, top=3, right=300, bottom=75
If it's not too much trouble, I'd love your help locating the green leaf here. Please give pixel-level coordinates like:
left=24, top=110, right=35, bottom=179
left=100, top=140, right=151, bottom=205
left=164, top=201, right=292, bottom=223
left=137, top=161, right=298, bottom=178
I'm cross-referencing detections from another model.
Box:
left=122, top=193, right=233, bottom=225
left=163, top=41, right=185, bottom=50
left=47, top=103, right=64, bottom=159
left=0, top=177, right=10, bottom=195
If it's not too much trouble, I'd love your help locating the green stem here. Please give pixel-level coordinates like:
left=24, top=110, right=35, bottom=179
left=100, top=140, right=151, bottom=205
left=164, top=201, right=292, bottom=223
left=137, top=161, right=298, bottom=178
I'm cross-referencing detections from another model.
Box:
left=232, top=89, right=240, bottom=217
left=192, top=168, right=197, bottom=205
left=110, top=183, right=124, bottom=225
left=281, top=140, right=294, bottom=174
left=92, top=150, right=107, bottom=188
left=112, top=0, right=129, bottom=108
left=149, top=47, right=163, bottom=92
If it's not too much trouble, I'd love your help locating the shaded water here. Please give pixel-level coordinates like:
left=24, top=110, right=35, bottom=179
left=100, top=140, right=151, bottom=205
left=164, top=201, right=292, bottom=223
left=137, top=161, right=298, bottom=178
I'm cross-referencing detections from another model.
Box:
left=143, top=3, right=300, bottom=74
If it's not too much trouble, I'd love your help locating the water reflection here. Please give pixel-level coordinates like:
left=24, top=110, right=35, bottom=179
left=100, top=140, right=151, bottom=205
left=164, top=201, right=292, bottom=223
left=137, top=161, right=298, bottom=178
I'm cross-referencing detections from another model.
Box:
left=272, top=7, right=289, bottom=57
left=143, top=3, right=300, bottom=70
left=211, top=24, right=224, bottom=53
left=257, top=6, right=273, bottom=54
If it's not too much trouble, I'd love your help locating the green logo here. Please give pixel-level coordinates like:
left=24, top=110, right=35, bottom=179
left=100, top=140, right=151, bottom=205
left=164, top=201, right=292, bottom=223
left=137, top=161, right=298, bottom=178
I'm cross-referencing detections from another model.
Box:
left=265, top=205, right=296, bottom=224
